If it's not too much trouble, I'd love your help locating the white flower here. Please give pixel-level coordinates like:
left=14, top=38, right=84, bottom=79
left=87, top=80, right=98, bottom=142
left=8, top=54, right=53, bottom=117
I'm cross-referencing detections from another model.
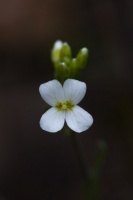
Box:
left=39, top=79, right=93, bottom=133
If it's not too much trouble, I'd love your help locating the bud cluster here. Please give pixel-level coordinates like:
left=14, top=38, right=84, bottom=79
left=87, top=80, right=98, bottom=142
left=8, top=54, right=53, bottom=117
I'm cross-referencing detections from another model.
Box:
left=51, top=40, right=89, bottom=83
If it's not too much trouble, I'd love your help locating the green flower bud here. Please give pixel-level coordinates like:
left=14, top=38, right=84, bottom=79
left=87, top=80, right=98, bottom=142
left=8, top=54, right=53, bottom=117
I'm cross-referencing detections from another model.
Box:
left=51, top=40, right=89, bottom=82
left=51, top=40, right=63, bottom=63
left=76, top=47, right=89, bottom=69
left=54, top=61, right=69, bottom=84
left=60, top=42, right=72, bottom=60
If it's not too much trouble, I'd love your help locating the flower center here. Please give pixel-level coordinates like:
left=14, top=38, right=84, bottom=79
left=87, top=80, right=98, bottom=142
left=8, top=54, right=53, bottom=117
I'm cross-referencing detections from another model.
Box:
left=56, top=100, right=74, bottom=111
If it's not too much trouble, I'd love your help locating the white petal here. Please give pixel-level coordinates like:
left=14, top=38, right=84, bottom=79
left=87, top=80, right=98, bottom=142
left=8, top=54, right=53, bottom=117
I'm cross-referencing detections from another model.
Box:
left=40, top=107, right=65, bottom=133
left=66, top=105, right=93, bottom=133
left=39, top=80, right=65, bottom=106
left=63, top=79, right=86, bottom=104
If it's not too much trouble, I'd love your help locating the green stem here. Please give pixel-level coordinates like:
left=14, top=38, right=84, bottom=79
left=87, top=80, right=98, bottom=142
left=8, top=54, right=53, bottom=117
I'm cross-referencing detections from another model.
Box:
left=70, top=132, right=88, bottom=183
left=62, top=126, right=107, bottom=200
left=70, top=131, right=107, bottom=200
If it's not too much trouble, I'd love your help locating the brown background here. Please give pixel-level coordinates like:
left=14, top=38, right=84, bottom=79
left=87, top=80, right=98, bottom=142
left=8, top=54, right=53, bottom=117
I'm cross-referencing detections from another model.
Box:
left=0, top=0, right=133, bottom=199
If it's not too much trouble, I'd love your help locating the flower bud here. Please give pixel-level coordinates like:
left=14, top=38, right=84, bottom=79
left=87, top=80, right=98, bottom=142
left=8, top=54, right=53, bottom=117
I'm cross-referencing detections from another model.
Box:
left=51, top=40, right=63, bottom=63
left=60, top=42, right=72, bottom=60
left=76, top=47, right=89, bottom=69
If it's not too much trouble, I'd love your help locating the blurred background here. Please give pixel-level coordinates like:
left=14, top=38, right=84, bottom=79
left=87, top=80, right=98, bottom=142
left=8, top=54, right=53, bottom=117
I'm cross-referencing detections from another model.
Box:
left=0, top=0, right=133, bottom=199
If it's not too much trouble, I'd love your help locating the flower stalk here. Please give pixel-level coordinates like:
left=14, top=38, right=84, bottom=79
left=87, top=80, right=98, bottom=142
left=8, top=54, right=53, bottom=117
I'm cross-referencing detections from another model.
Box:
left=70, top=131, right=107, bottom=200
left=70, top=131, right=89, bottom=183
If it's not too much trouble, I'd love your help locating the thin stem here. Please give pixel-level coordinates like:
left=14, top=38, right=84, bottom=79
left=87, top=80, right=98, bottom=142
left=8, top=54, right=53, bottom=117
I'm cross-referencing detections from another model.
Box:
left=65, top=128, right=107, bottom=200
left=70, top=131, right=88, bottom=183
